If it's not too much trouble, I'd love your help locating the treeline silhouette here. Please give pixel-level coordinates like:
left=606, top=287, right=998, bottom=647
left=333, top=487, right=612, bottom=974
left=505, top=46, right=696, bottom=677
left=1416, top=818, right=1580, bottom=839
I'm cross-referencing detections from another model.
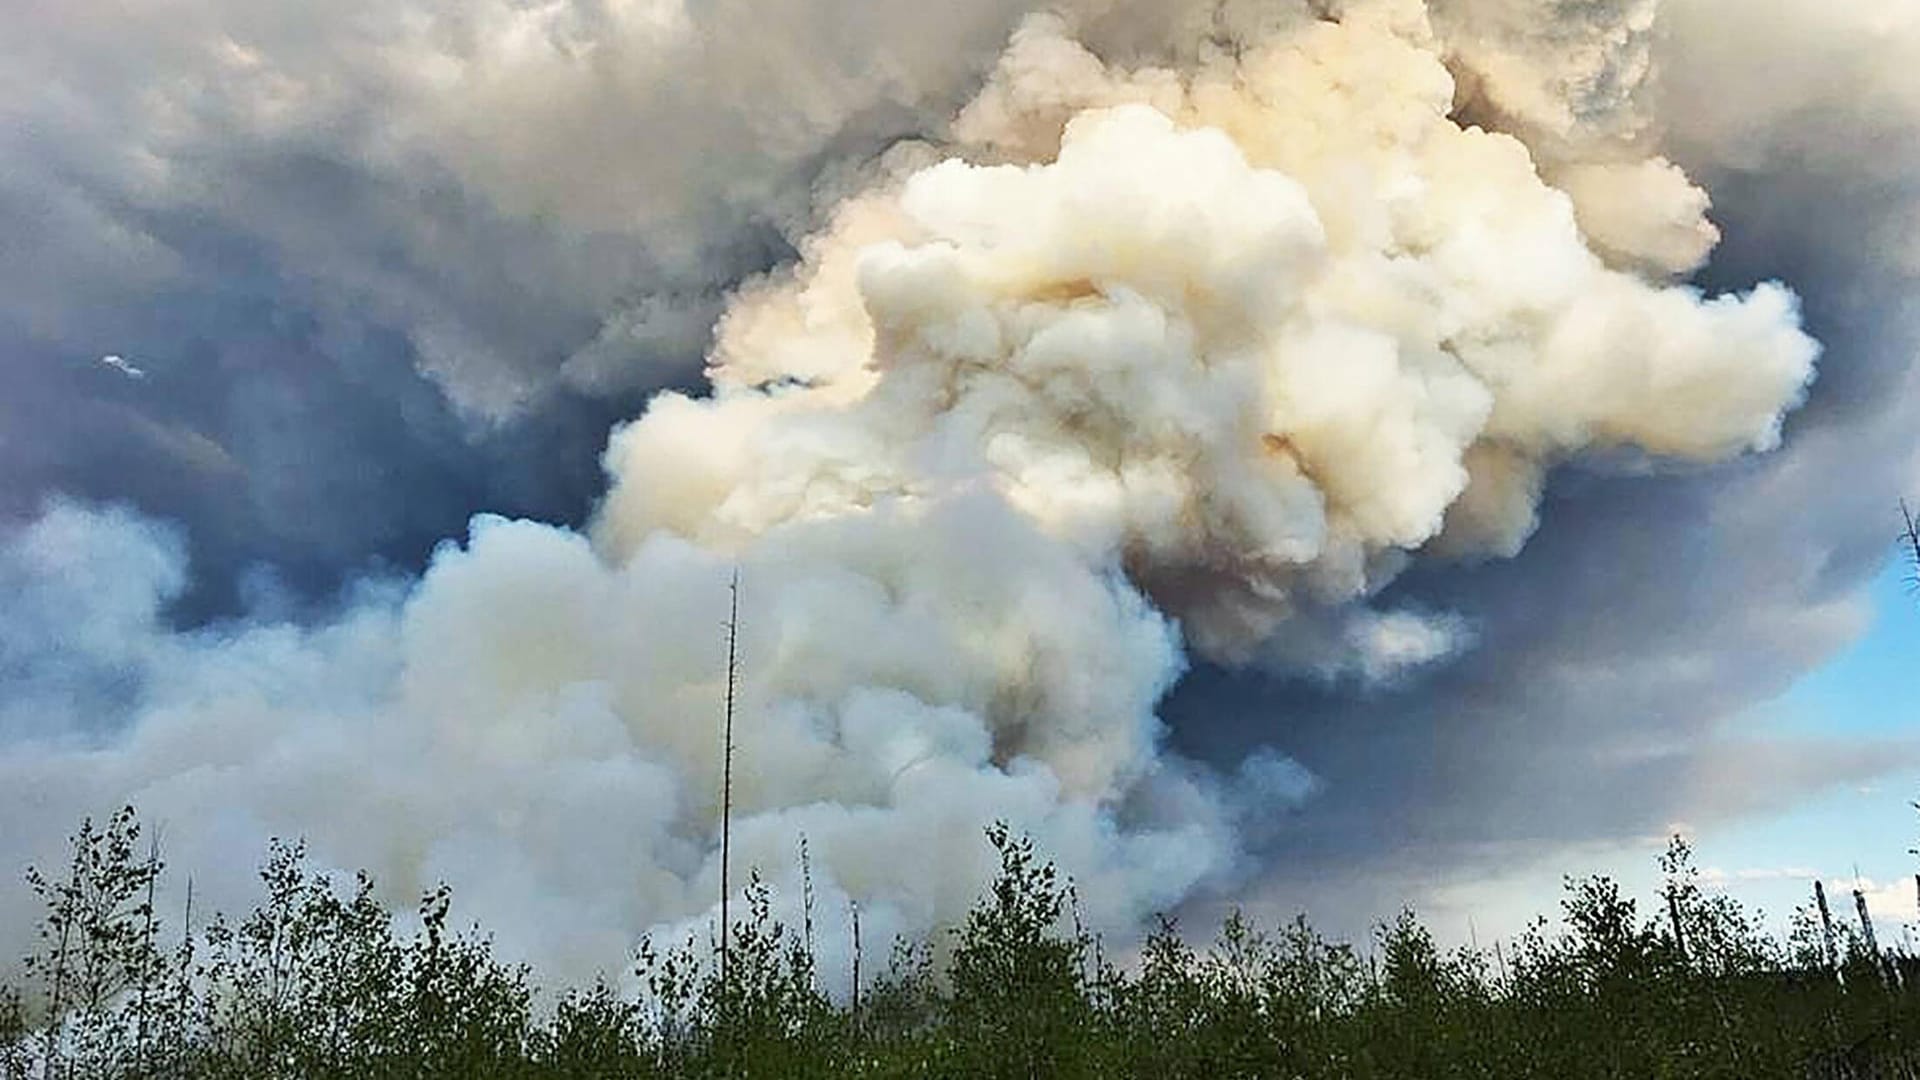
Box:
left=5, top=809, right=1920, bottom=1078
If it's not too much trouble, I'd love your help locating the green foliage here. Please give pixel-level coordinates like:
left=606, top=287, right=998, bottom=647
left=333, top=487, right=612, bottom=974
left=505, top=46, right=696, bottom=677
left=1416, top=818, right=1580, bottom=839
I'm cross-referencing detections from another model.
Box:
left=15, top=807, right=169, bottom=1078
left=940, top=821, right=1101, bottom=1077
left=5, top=812, right=1920, bottom=1078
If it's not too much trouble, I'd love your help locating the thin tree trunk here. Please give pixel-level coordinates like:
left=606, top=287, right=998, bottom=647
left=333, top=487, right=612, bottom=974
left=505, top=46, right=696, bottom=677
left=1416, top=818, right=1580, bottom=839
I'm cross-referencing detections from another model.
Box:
left=850, top=899, right=862, bottom=1024
left=1818, top=881, right=1840, bottom=975
left=720, top=568, right=741, bottom=995
left=135, top=836, right=159, bottom=1074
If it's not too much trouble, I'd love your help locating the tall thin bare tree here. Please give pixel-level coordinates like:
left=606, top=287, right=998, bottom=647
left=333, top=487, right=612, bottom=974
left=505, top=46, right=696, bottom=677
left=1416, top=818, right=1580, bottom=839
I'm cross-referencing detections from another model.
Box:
left=849, top=898, right=862, bottom=1023
left=719, top=568, right=741, bottom=991
left=799, top=835, right=816, bottom=992
left=1815, top=880, right=1839, bottom=974
left=1854, top=886, right=1886, bottom=985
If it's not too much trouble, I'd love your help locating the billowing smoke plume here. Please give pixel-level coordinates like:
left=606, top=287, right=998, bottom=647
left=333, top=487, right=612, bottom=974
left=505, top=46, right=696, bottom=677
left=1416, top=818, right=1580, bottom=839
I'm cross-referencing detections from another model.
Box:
left=602, top=7, right=1814, bottom=666
left=1, top=0, right=1910, bottom=981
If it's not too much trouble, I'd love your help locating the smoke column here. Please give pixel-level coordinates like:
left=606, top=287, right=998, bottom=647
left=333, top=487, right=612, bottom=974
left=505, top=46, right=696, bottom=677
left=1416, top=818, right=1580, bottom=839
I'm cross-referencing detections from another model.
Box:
left=4, top=0, right=1900, bottom=984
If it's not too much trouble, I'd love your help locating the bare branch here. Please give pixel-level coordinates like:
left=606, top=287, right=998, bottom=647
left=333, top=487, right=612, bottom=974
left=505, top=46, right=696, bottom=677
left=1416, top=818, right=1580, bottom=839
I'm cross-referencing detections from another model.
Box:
left=1902, top=500, right=1920, bottom=593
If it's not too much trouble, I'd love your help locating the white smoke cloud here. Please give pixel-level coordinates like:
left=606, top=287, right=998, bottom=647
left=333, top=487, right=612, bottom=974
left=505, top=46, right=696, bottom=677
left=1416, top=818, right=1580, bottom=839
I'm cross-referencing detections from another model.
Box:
left=601, top=8, right=1815, bottom=658
left=1, top=0, right=1900, bottom=986
left=0, top=498, right=1226, bottom=981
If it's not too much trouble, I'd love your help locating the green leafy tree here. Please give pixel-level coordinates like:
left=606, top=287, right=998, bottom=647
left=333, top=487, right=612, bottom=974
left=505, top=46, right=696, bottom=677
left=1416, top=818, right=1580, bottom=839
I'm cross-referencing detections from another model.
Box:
left=6, top=805, right=1920, bottom=1078
left=943, top=821, right=1099, bottom=1078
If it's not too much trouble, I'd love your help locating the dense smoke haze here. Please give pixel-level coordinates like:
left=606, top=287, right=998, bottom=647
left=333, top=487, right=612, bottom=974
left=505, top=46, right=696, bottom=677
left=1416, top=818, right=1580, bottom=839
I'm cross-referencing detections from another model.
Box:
left=3, top=0, right=1918, bottom=981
